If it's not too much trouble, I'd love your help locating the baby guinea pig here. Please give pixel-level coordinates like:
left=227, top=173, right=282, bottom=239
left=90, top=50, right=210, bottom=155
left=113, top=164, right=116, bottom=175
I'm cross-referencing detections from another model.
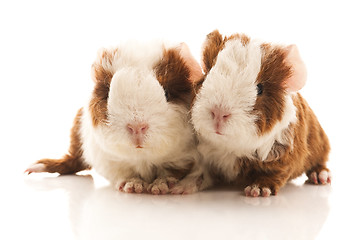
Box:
left=191, top=30, right=331, bottom=197
left=25, top=40, right=203, bottom=195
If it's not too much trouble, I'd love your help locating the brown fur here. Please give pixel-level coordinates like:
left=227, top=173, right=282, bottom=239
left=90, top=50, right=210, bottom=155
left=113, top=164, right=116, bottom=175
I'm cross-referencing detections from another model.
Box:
left=89, top=49, right=117, bottom=126
left=254, top=45, right=292, bottom=134
left=240, top=34, right=250, bottom=46
left=224, top=33, right=250, bottom=46
left=35, top=108, right=91, bottom=174
left=235, top=93, right=330, bottom=194
left=202, top=30, right=225, bottom=74
left=154, top=48, right=194, bottom=107
left=201, top=30, right=251, bottom=75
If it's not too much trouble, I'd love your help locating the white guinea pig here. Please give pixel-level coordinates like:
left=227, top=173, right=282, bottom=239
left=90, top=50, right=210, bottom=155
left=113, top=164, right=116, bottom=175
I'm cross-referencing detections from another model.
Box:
left=26, top=40, right=203, bottom=195
left=191, top=30, right=331, bottom=197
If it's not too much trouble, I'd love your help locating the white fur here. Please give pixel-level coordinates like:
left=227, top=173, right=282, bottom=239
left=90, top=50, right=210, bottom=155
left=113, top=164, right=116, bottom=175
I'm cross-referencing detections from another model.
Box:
left=318, top=170, right=329, bottom=184
left=26, top=163, right=46, bottom=173
left=314, top=170, right=331, bottom=184
left=192, top=39, right=297, bottom=183
left=81, top=40, right=199, bottom=188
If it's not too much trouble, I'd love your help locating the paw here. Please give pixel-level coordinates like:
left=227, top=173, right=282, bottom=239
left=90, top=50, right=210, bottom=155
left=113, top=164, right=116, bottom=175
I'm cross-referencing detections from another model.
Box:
left=170, top=177, right=202, bottom=195
left=118, top=178, right=148, bottom=194
left=307, top=170, right=331, bottom=185
left=244, top=185, right=272, bottom=197
left=24, top=163, right=46, bottom=174
left=147, top=177, right=178, bottom=195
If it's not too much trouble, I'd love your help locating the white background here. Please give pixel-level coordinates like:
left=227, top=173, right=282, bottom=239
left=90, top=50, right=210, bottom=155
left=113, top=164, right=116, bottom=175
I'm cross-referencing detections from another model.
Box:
left=1, top=0, right=360, bottom=239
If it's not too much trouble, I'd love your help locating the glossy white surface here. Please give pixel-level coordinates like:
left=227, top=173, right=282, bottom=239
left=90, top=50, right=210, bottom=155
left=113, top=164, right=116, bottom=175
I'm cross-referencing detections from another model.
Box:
left=1, top=169, right=359, bottom=240
left=1, top=1, right=360, bottom=239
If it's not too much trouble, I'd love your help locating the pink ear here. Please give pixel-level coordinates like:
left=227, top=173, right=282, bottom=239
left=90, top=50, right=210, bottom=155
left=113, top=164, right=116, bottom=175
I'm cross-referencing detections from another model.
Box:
left=178, top=43, right=203, bottom=83
left=285, top=45, right=307, bottom=92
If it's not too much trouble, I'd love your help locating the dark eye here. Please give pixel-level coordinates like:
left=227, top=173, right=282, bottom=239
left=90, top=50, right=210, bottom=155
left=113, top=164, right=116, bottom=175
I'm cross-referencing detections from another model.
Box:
left=257, top=83, right=264, bottom=95
left=164, top=89, right=170, bottom=101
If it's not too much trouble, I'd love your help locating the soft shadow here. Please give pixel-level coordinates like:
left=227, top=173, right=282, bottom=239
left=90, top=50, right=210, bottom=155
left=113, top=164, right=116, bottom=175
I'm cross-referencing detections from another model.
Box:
left=24, top=175, right=331, bottom=240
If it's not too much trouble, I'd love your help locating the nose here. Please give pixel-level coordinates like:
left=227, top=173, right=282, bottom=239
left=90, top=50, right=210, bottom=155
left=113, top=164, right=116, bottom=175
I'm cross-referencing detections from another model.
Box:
left=211, top=107, right=231, bottom=122
left=127, top=123, right=149, bottom=148
left=127, top=123, right=149, bottom=136
left=211, top=107, right=231, bottom=134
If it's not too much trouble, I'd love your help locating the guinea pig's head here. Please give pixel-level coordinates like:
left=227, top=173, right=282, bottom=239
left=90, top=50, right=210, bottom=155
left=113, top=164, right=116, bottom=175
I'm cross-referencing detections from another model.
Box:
left=192, top=30, right=307, bottom=158
left=89, top=41, right=202, bottom=158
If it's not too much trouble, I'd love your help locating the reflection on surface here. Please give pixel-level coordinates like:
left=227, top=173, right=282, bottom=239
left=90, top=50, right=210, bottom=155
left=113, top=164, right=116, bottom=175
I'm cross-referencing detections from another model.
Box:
left=24, top=175, right=331, bottom=240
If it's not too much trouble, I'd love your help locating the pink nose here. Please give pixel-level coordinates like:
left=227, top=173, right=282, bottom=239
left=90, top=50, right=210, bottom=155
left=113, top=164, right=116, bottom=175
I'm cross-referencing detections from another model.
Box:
left=211, top=107, right=231, bottom=134
left=211, top=107, right=231, bottom=121
left=127, top=123, right=149, bottom=136
left=127, top=123, right=149, bottom=148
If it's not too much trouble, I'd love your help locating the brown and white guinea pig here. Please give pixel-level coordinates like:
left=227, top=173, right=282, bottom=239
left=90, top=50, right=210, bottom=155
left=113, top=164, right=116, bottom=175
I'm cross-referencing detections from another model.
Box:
left=25, top=40, right=203, bottom=195
left=191, top=30, right=331, bottom=197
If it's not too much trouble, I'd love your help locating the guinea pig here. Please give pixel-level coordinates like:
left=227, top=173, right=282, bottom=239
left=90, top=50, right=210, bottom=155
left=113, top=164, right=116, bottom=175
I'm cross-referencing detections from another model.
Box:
left=191, top=30, right=331, bottom=197
left=25, top=40, right=203, bottom=195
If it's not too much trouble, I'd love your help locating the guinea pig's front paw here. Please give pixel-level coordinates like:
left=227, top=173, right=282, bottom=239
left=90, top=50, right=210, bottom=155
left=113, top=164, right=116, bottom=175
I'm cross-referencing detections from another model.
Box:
left=118, top=178, right=149, bottom=194
left=147, top=177, right=178, bottom=195
left=244, top=185, right=272, bottom=197
left=306, top=170, right=331, bottom=185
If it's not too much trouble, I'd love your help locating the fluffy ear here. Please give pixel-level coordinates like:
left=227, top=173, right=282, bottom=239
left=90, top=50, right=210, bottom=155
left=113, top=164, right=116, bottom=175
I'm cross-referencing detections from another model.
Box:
left=284, top=45, right=307, bottom=92
left=178, top=43, right=203, bottom=83
left=201, top=30, right=225, bottom=74
left=154, top=45, right=196, bottom=104
left=91, top=48, right=117, bottom=83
